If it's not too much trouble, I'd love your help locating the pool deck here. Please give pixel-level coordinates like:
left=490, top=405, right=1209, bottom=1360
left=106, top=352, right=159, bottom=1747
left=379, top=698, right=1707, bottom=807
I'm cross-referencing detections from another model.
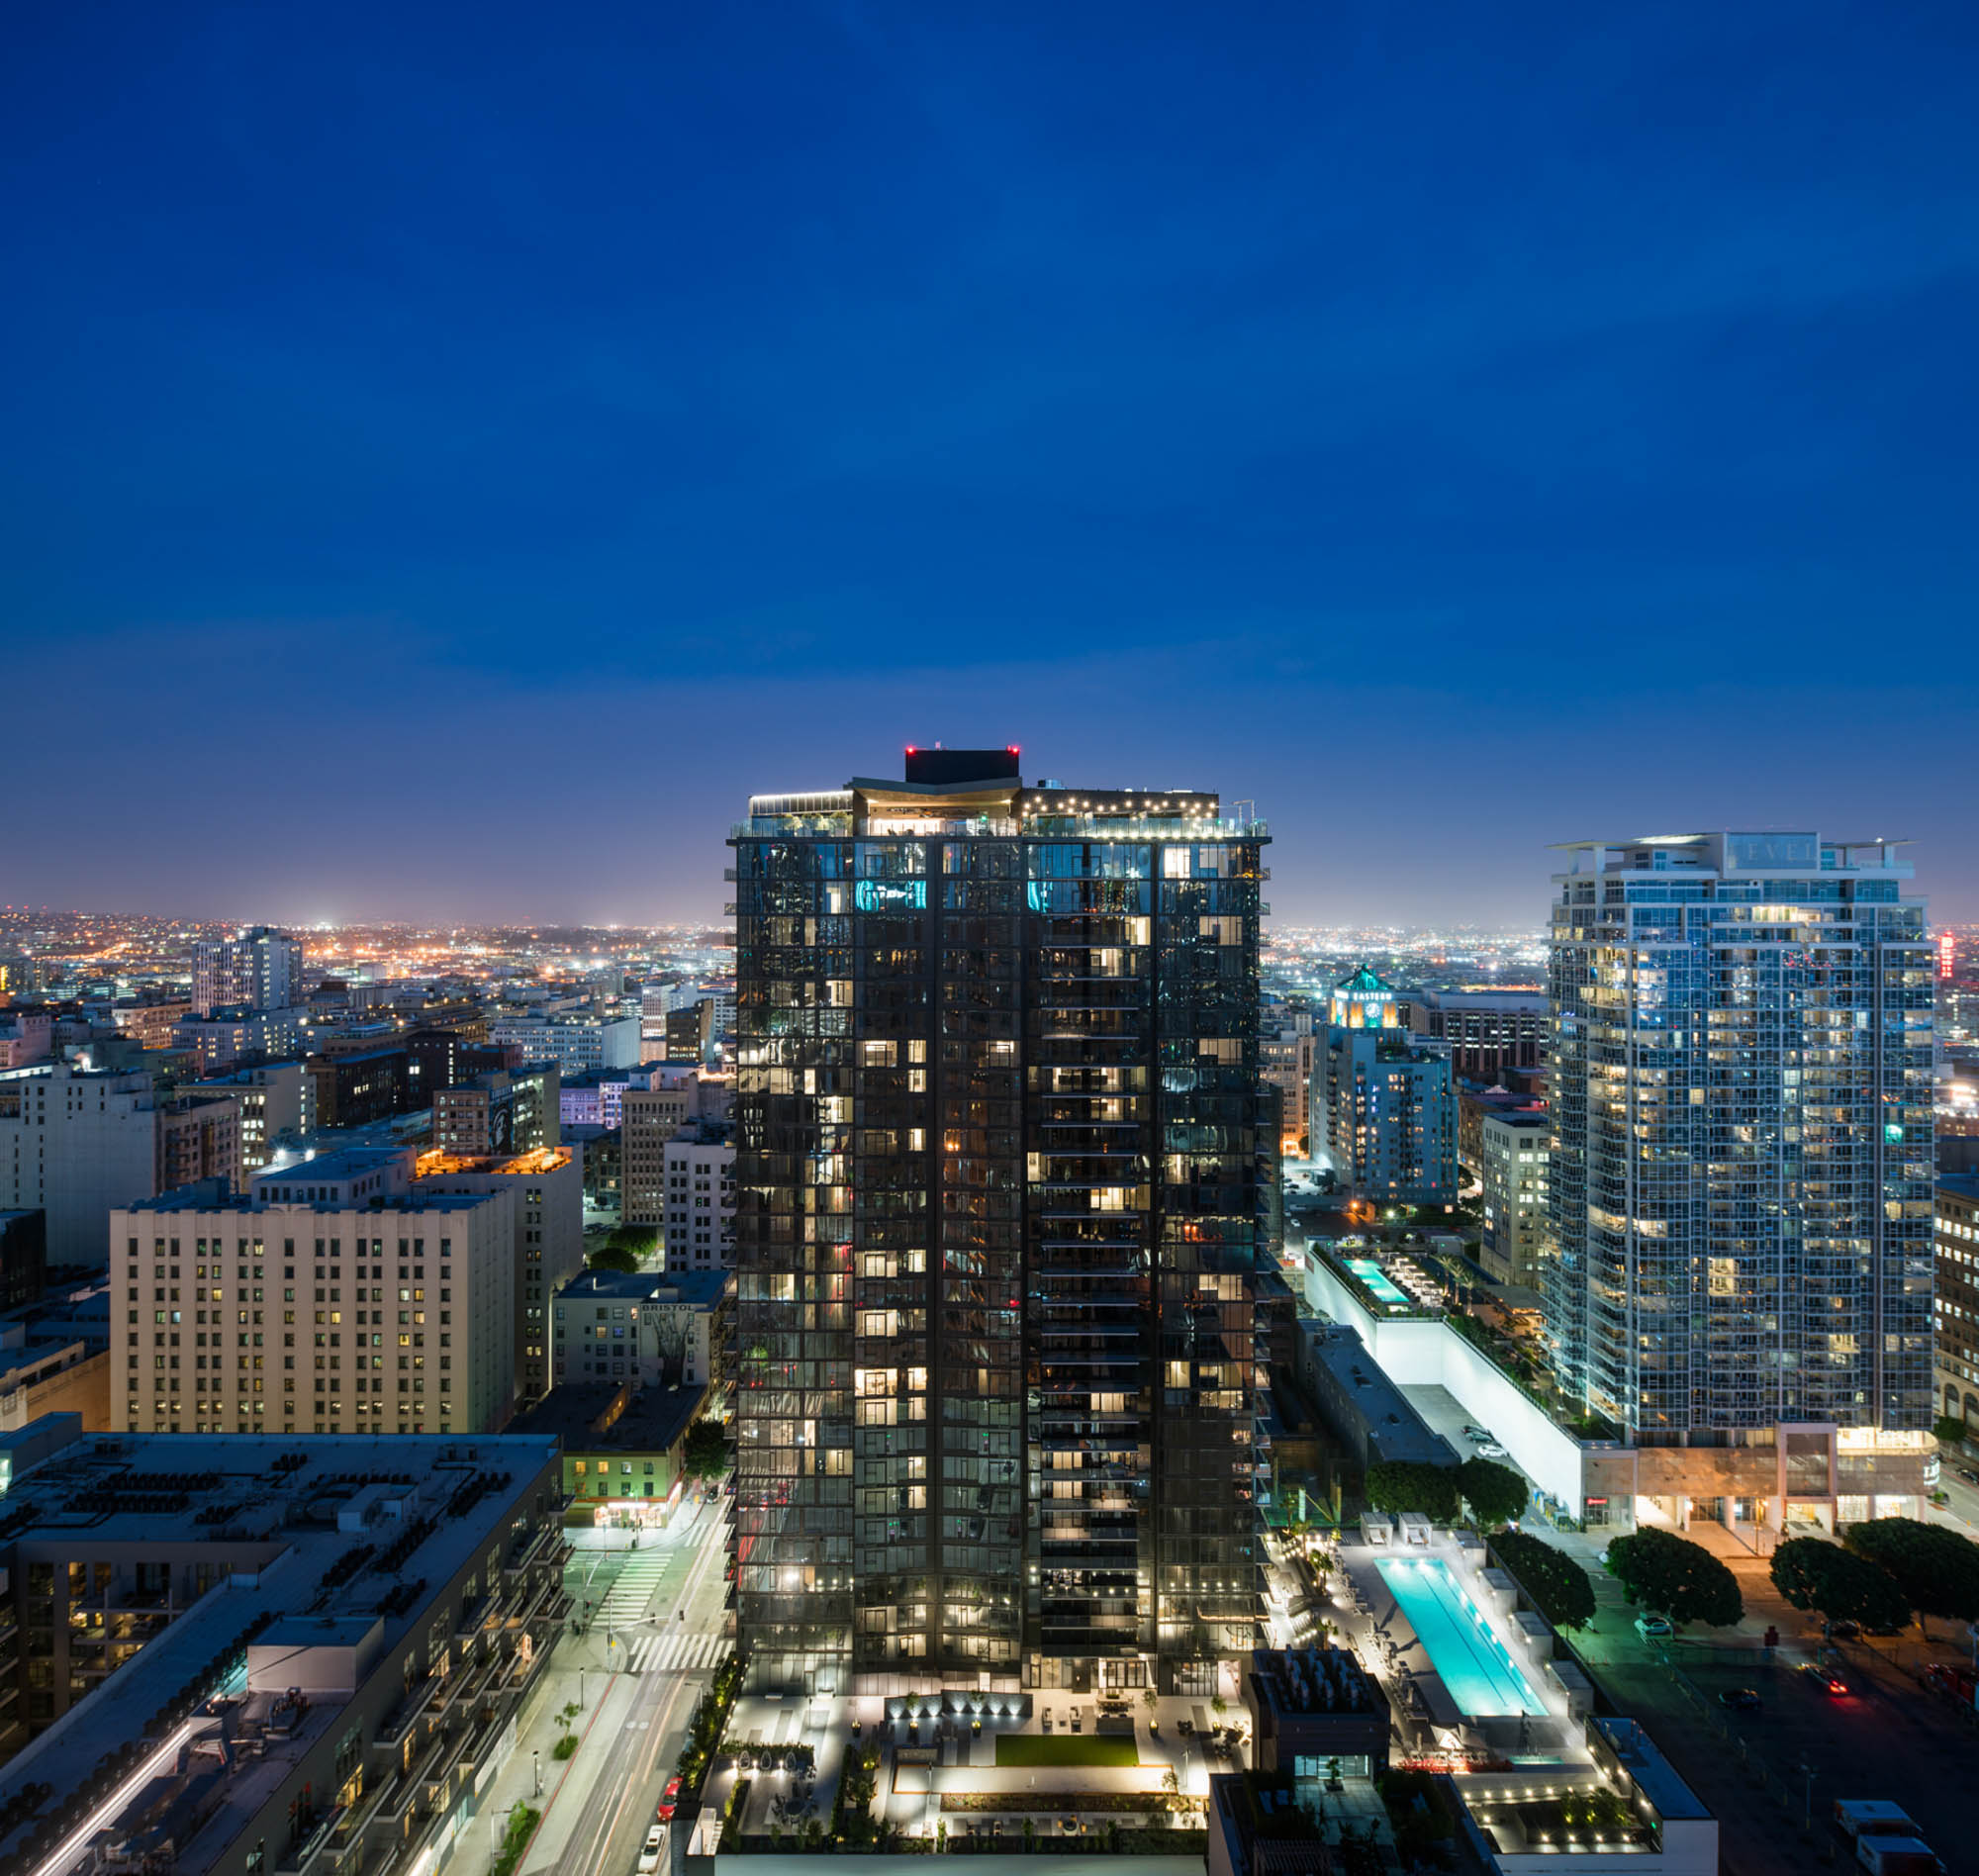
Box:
left=1333, top=1532, right=1587, bottom=1764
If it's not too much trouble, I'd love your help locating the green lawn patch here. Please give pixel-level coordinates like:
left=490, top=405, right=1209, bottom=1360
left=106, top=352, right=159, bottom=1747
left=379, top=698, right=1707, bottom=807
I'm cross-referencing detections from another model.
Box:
left=994, top=1735, right=1139, bottom=1769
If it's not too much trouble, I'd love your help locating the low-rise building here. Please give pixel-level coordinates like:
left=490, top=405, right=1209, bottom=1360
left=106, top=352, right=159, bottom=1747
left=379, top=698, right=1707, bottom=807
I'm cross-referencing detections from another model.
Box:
left=0, top=1417, right=566, bottom=1876
left=551, top=1267, right=733, bottom=1395
left=510, top=1381, right=710, bottom=1532
left=1242, top=1646, right=1392, bottom=1780
left=0, top=1312, right=110, bottom=1432
left=1294, top=1320, right=1456, bottom=1472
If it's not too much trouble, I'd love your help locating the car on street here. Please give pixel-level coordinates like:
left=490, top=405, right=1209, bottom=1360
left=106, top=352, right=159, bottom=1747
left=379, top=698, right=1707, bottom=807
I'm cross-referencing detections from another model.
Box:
left=1477, top=1444, right=1510, bottom=1458
left=1959, top=1468, right=1979, bottom=1484
left=657, top=1776, right=683, bottom=1822
left=638, top=1826, right=668, bottom=1873
left=1825, top=1619, right=1862, bottom=1641
left=1718, top=1687, right=1762, bottom=1711
left=1462, top=1426, right=1491, bottom=1442
left=1800, top=1663, right=1848, bottom=1696
left=1635, top=1613, right=1673, bottom=1640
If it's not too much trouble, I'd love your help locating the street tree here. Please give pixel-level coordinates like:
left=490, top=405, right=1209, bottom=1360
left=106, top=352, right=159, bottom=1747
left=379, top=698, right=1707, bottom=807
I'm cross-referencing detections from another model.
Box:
left=1458, top=1456, right=1529, bottom=1530
left=1768, top=1538, right=1910, bottom=1632
left=1363, top=1460, right=1460, bottom=1522
left=1841, top=1517, right=1979, bottom=1629
left=1604, top=1527, right=1743, bottom=1629
left=681, top=1419, right=729, bottom=1481
left=1492, top=1530, right=1596, bottom=1630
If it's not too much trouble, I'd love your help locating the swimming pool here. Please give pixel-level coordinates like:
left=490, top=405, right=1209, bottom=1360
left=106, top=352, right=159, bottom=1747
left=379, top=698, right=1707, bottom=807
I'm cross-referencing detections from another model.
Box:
left=1376, top=1556, right=1548, bottom=1718
left=1345, top=1257, right=1412, bottom=1308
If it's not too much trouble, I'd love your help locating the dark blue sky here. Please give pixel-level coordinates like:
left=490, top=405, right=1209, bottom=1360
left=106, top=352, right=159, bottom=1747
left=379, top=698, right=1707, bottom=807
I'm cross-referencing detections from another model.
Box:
left=5, top=3, right=1975, bottom=926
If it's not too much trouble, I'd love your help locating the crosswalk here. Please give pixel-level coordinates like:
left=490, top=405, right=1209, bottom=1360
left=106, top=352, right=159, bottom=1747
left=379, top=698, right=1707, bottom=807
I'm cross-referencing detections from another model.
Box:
left=597, top=1553, right=669, bottom=1628
left=624, top=1633, right=730, bottom=1673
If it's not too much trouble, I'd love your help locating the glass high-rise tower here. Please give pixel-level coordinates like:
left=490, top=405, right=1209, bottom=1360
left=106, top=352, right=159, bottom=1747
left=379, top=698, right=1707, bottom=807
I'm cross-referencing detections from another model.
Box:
left=1545, top=833, right=1935, bottom=1445
left=729, top=749, right=1266, bottom=1697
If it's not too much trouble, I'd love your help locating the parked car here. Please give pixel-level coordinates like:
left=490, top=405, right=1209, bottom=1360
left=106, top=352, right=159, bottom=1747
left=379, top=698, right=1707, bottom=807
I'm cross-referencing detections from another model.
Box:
left=1825, top=1619, right=1862, bottom=1641
left=1477, top=1444, right=1510, bottom=1458
left=1718, top=1687, right=1762, bottom=1711
left=1801, top=1663, right=1849, bottom=1696
left=1958, top=1468, right=1979, bottom=1485
left=657, top=1776, right=683, bottom=1822
left=1635, top=1613, right=1674, bottom=1640
left=638, top=1826, right=668, bottom=1874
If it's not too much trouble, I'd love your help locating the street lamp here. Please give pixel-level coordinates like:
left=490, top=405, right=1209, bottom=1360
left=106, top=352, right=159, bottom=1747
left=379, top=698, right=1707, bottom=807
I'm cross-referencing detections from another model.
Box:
left=532, top=1749, right=541, bottom=1798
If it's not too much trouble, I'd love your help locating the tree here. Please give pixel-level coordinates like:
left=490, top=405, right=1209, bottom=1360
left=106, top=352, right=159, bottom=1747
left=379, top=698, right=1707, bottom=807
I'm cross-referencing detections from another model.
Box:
left=1769, top=1537, right=1911, bottom=1632
left=681, top=1419, right=729, bottom=1481
left=1492, top=1530, right=1596, bottom=1630
left=1364, top=1459, right=1460, bottom=1522
left=1842, top=1518, right=1979, bottom=1628
left=587, top=1242, right=641, bottom=1274
left=1605, top=1527, right=1743, bottom=1629
left=1933, top=1414, right=1968, bottom=1446
left=1458, top=1456, right=1529, bottom=1530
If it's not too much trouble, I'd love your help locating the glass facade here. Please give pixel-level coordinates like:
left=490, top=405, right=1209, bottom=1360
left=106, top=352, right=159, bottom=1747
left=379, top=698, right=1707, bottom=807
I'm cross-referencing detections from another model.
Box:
left=730, top=758, right=1266, bottom=1695
left=1546, top=835, right=1934, bottom=1441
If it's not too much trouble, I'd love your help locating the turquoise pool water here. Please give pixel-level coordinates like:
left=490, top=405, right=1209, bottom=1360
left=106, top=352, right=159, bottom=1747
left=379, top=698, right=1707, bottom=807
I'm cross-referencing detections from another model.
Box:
left=1376, top=1556, right=1548, bottom=1718
left=1345, top=1257, right=1412, bottom=1308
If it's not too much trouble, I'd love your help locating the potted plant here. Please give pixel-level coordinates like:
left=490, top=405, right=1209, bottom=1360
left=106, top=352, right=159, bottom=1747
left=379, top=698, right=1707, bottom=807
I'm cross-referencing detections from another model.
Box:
left=1142, top=1686, right=1159, bottom=1734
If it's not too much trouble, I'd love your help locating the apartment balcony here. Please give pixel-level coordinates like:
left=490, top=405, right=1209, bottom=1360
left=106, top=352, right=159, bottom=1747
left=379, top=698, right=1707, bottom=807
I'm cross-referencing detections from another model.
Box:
left=373, top=1672, right=442, bottom=1749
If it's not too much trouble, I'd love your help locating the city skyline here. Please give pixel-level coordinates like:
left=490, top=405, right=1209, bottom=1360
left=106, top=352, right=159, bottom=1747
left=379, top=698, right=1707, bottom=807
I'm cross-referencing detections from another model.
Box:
left=5, top=4, right=1977, bottom=924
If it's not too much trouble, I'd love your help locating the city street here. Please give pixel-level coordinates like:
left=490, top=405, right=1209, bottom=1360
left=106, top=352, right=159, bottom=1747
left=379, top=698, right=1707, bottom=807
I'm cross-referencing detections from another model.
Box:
left=436, top=1493, right=733, bottom=1876
left=1534, top=1518, right=1979, bottom=1875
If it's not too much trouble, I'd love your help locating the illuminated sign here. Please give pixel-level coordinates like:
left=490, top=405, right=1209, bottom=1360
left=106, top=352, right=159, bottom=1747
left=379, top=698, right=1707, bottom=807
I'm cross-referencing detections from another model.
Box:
left=1941, top=931, right=1957, bottom=982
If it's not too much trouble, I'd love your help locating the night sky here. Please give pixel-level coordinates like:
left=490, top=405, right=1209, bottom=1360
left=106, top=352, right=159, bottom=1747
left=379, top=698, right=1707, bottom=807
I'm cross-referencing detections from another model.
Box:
left=5, top=4, right=1975, bottom=926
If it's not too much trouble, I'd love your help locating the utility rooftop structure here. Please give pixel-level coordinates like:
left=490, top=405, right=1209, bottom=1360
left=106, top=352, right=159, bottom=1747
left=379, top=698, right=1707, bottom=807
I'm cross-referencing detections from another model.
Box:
left=0, top=1421, right=565, bottom=1876
left=1546, top=832, right=1934, bottom=1450
left=731, top=748, right=1268, bottom=1699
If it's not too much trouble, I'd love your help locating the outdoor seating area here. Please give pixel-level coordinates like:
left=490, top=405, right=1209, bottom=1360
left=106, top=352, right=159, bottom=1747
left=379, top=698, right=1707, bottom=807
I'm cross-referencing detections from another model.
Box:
left=698, top=1686, right=1239, bottom=1850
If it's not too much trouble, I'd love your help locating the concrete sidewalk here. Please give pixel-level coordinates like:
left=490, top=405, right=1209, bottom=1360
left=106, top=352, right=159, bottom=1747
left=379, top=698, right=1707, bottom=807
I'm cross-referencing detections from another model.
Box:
left=435, top=1658, right=627, bottom=1876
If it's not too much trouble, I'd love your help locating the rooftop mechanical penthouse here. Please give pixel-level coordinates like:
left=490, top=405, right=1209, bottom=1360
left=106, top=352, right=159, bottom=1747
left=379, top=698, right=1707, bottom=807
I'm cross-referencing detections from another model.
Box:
left=730, top=749, right=1270, bottom=1698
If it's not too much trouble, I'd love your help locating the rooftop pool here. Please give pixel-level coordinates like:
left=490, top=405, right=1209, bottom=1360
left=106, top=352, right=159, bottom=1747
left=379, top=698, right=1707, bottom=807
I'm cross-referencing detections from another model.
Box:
left=1376, top=1555, right=1548, bottom=1719
left=1345, top=1257, right=1413, bottom=1308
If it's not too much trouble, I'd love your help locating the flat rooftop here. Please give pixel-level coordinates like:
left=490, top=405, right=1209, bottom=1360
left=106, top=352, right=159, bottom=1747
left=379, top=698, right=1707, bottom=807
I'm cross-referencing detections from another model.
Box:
left=0, top=1428, right=561, bottom=1872
left=509, top=1382, right=707, bottom=1453
left=557, top=1267, right=732, bottom=1307
left=414, top=1146, right=572, bottom=1177
left=130, top=1184, right=492, bottom=1217
left=1592, top=1716, right=1711, bottom=1822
